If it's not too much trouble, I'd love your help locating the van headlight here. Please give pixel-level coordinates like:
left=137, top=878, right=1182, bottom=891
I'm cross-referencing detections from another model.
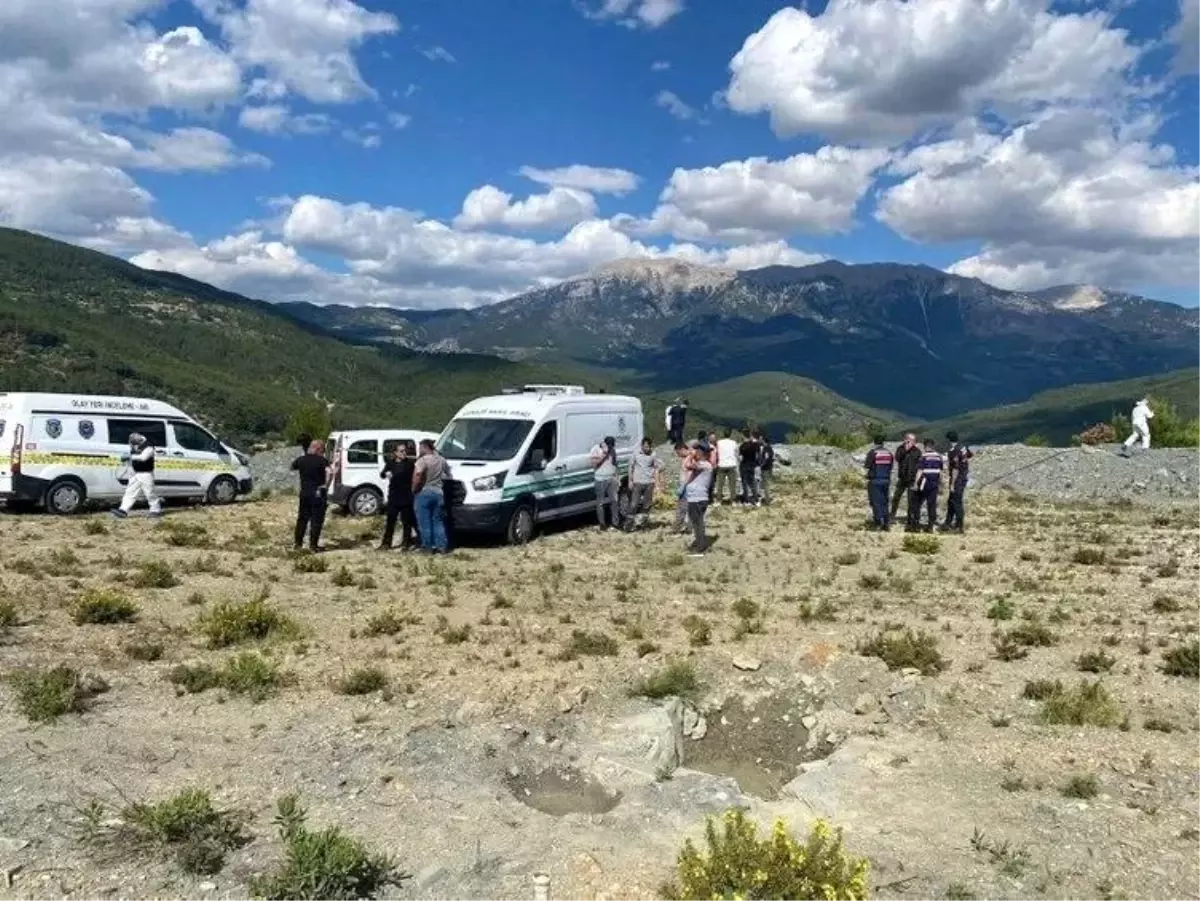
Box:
left=471, top=473, right=506, bottom=492
left=232, top=450, right=250, bottom=467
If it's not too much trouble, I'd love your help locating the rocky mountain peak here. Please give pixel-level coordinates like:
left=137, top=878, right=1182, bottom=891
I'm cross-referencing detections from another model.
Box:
left=588, top=257, right=735, bottom=292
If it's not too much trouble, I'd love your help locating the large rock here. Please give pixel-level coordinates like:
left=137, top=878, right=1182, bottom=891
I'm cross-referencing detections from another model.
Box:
left=586, top=698, right=686, bottom=788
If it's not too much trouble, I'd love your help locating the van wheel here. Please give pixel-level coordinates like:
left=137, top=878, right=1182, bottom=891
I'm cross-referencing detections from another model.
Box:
left=45, top=478, right=87, bottom=515
left=348, top=487, right=383, bottom=517
left=206, top=475, right=239, bottom=505
left=506, top=502, right=535, bottom=545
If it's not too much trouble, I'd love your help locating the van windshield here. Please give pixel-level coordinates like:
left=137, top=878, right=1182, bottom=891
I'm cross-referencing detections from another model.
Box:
left=438, top=418, right=533, bottom=462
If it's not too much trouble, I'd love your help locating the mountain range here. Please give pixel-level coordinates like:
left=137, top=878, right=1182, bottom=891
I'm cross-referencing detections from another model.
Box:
left=281, top=258, right=1199, bottom=420
left=2, top=227, right=1196, bottom=445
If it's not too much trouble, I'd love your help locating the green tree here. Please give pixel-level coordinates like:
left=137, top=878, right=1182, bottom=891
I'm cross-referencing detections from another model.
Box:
left=285, top=400, right=332, bottom=445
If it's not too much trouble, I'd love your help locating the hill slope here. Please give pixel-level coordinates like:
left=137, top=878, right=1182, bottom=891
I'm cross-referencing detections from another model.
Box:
left=283, top=259, right=1199, bottom=419
left=0, top=228, right=577, bottom=442
left=912, top=368, right=1199, bottom=445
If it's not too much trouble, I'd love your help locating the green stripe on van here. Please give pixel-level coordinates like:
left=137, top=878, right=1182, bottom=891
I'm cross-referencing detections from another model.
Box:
left=499, top=465, right=626, bottom=500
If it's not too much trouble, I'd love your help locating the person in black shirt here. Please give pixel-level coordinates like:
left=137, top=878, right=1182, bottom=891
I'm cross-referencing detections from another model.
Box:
left=379, top=441, right=418, bottom=550
left=291, top=439, right=331, bottom=551
left=737, top=429, right=760, bottom=506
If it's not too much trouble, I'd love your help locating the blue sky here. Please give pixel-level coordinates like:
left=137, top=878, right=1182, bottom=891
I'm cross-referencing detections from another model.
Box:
left=1, top=0, right=1197, bottom=307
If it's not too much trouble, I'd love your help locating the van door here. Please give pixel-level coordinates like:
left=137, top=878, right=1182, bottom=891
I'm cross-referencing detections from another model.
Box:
left=106, top=417, right=171, bottom=496
left=344, top=437, right=381, bottom=490
left=513, top=419, right=565, bottom=520
left=170, top=421, right=236, bottom=501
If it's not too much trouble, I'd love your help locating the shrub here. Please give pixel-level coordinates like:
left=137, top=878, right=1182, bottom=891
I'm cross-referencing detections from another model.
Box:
left=986, top=597, right=1015, bottom=621
left=559, top=630, right=618, bottom=659
left=0, top=600, right=18, bottom=630
left=284, top=402, right=332, bottom=448
left=1021, top=679, right=1062, bottom=701
left=1161, top=640, right=1199, bottom=678
left=663, top=809, right=869, bottom=901
left=1022, top=434, right=1048, bottom=447
left=858, top=628, right=945, bottom=675
left=833, top=551, right=860, bottom=567
left=124, top=638, right=165, bottom=662
left=1071, top=547, right=1106, bottom=566
left=682, top=615, right=712, bottom=647
left=72, top=587, right=139, bottom=625
left=294, top=554, right=329, bottom=574
left=161, top=521, right=212, bottom=548
left=1039, top=680, right=1122, bottom=727
left=1151, top=595, right=1183, bottom=614
left=335, top=667, right=389, bottom=696
left=1077, top=650, right=1116, bottom=673
left=902, top=534, right=939, bottom=556
left=972, top=552, right=996, bottom=564
left=168, top=653, right=288, bottom=702
left=1060, top=774, right=1099, bottom=799
left=362, top=608, right=411, bottom=637
left=197, top=595, right=299, bottom=648
left=83, top=519, right=109, bottom=536
left=132, top=560, right=180, bottom=589
left=120, top=788, right=249, bottom=875
left=731, top=598, right=761, bottom=620
left=858, top=573, right=885, bottom=590
left=1005, top=618, right=1059, bottom=648
left=331, top=566, right=356, bottom=588
left=631, top=660, right=700, bottom=700
left=250, top=794, right=403, bottom=900
left=1075, top=422, right=1116, bottom=446
left=787, top=428, right=870, bottom=452
left=8, top=665, right=108, bottom=722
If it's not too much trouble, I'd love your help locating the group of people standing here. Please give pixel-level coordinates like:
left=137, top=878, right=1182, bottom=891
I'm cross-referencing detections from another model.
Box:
left=864, top=430, right=972, bottom=533
left=290, top=434, right=450, bottom=554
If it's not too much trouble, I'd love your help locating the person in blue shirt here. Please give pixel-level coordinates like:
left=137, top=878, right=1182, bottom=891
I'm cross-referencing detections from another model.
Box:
left=863, top=434, right=894, bottom=530
left=910, top=439, right=944, bottom=533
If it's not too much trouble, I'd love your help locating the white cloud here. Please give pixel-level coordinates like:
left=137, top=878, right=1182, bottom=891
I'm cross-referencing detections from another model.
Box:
left=238, top=105, right=334, bottom=134
left=877, top=110, right=1200, bottom=290
left=454, top=185, right=598, bottom=231
left=387, top=112, right=412, bottom=129
left=419, top=45, right=456, bottom=63
left=1170, top=0, right=1199, bottom=74
left=196, top=0, right=399, bottom=103
left=627, top=146, right=889, bottom=242
left=725, top=1, right=1141, bottom=143
left=651, top=60, right=671, bottom=71
left=133, top=127, right=269, bottom=171
left=518, top=164, right=640, bottom=195
left=655, top=89, right=697, bottom=121
left=580, top=0, right=684, bottom=29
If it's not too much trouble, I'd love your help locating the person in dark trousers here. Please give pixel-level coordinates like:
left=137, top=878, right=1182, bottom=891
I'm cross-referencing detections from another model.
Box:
left=737, top=428, right=760, bottom=506
left=891, top=432, right=921, bottom=524
left=942, top=430, right=973, bottom=533
left=291, top=438, right=331, bottom=551
left=863, top=434, right=894, bottom=530
left=379, top=441, right=418, bottom=550
left=755, top=429, right=775, bottom=505
left=911, top=439, right=944, bottom=533
left=666, top=398, right=688, bottom=446
left=681, top=440, right=714, bottom=556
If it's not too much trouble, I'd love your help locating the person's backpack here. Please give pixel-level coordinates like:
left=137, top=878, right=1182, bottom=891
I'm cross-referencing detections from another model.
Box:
left=759, top=442, right=775, bottom=469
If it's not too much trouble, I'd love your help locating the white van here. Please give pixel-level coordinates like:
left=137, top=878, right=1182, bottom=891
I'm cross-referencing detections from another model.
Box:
left=437, top=385, right=643, bottom=544
left=327, top=428, right=440, bottom=516
left=0, top=393, right=253, bottom=514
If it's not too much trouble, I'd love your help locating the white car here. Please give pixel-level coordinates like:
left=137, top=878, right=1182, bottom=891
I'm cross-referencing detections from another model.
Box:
left=0, top=392, right=253, bottom=514
left=327, top=428, right=440, bottom=516
left=438, top=384, right=643, bottom=544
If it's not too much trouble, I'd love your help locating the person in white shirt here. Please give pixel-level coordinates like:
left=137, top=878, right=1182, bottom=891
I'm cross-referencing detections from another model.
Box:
left=589, top=436, right=620, bottom=529
left=714, top=428, right=740, bottom=504
left=112, top=433, right=162, bottom=518
left=1122, top=398, right=1154, bottom=456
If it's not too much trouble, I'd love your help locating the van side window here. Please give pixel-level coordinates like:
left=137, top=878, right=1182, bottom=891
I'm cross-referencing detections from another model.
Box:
left=521, top=421, right=557, bottom=472
left=107, top=419, right=168, bottom=447
left=382, top=439, right=413, bottom=458
left=347, top=440, right=378, bottom=464
left=173, top=422, right=222, bottom=454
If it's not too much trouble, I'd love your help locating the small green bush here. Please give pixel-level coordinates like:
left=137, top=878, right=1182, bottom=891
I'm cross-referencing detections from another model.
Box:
left=335, top=667, right=389, bottom=696
left=250, top=794, right=403, bottom=900
left=160, top=521, right=212, bottom=548
left=1021, top=679, right=1062, bottom=700
left=559, top=630, right=618, bottom=659
left=833, top=551, right=860, bottom=567
left=71, top=587, right=139, bottom=625
left=1151, top=594, right=1183, bottom=614
left=682, top=614, right=712, bottom=647
left=0, top=600, right=18, bottom=630
left=8, top=665, right=108, bottom=722
left=1022, top=434, right=1048, bottom=447
left=731, top=598, right=761, bottom=620
left=294, top=554, right=329, bottom=574
left=131, top=559, right=180, bottom=589
left=1039, top=680, right=1122, bottom=727
left=168, top=653, right=288, bottom=702
left=331, top=566, right=356, bottom=588
left=986, top=597, right=1015, bottom=621
left=663, top=809, right=869, bottom=900
left=120, top=788, right=249, bottom=875
left=631, top=660, right=700, bottom=700
left=858, top=628, right=945, bottom=675
left=902, top=534, right=939, bottom=556
left=1071, top=548, right=1106, bottom=566
left=362, top=608, right=412, bottom=637
left=858, top=573, right=885, bottom=590
left=1005, top=618, right=1059, bottom=648
left=124, top=638, right=165, bottom=662
left=1060, top=774, right=1100, bottom=799
left=1077, top=650, right=1116, bottom=673
left=197, top=595, right=300, bottom=648
left=1161, top=640, right=1199, bottom=678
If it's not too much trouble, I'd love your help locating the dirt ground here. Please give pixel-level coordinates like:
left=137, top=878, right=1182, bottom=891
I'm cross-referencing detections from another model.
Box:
left=0, top=478, right=1197, bottom=901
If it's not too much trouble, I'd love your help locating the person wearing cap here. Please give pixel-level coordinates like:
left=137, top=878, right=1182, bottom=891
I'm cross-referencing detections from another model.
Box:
left=1121, top=398, right=1154, bottom=456
left=681, top=440, right=714, bottom=556
left=863, top=433, right=894, bottom=530
left=590, top=435, right=620, bottom=530
left=911, top=438, right=944, bottom=533
left=942, top=430, right=973, bottom=532
left=112, top=432, right=162, bottom=518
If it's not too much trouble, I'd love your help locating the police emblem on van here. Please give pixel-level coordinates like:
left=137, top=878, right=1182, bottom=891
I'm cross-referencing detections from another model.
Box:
left=79, top=420, right=95, bottom=439
left=46, top=418, right=62, bottom=439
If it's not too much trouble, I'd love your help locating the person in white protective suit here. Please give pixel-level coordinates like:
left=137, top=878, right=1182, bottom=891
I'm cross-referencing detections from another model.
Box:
left=112, top=432, right=163, bottom=518
left=1121, top=398, right=1154, bottom=456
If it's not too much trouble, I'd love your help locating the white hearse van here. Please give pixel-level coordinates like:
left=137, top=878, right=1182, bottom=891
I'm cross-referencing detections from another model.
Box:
left=437, top=385, right=643, bottom=544
left=327, top=428, right=441, bottom=516
left=0, top=393, right=253, bottom=514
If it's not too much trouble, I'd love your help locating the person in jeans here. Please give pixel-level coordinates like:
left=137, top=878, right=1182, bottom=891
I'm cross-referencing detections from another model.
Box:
left=379, top=441, right=418, bottom=550
left=672, top=442, right=691, bottom=532
left=715, top=428, right=739, bottom=504
left=754, top=430, right=775, bottom=504
left=412, top=439, right=449, bottom=553
left=627, top=437, right=663, bottom=530
left=737, top=429, right=760, bottom=506
left=682, top=441, right=714, bottom=556
left=290, top=439, right=331, bottom=550
left=589, top=435, right=620, bottom=530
